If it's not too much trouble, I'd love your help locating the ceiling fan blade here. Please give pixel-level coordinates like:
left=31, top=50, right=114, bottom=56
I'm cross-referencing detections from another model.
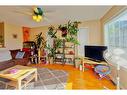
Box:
left=43, top=10, right=55, bottom=14
left=43, top=16, right=50, bottom=22
left=13, top=10, right=33, bottom=16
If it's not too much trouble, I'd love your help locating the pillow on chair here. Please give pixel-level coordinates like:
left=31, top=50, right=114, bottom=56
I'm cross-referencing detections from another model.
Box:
left=15, top=51, right=25, bottom=59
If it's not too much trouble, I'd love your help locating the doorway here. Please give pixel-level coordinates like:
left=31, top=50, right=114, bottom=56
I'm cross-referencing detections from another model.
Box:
left=77, top=28, right=89, bottom=57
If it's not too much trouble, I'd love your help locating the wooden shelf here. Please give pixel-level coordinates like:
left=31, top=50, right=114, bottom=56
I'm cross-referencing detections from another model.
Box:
left=55, top=53, right=64, bottom=54
left=54, top=39, right=75, bottom=65
left=65, top=53, right=75, bottom=55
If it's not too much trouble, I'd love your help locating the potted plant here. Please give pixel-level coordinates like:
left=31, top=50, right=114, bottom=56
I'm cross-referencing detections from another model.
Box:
left=48, top=26, right=57, bottom=38
left=35, top=32, right=46, bottom=63
left=46, top=44, right=55, bottom=64
left=58, top=25, right=68, bottom=37
left=46, top=38, right=62, bottom=64
left=58, top=21, right=81, bottom=45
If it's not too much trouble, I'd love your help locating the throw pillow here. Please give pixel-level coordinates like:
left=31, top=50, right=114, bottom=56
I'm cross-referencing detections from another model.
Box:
left=10, top=49, right=20, bottom=59
left=15, top=51, right=25, bottom=59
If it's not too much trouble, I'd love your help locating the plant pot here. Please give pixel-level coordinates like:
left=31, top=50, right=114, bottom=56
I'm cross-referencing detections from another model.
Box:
left=60, top=27, right=67, bottom=37
left=75, top=59, right=81, bottom=69
left=48, top=57, right=54, bottom=64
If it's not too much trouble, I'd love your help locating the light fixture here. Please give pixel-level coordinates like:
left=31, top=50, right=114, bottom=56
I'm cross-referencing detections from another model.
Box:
left=32, top=7, right=43, bottom=22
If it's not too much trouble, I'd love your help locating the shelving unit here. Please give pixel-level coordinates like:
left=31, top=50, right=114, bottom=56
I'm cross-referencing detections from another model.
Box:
left=54, top=39, right=75, bottom=65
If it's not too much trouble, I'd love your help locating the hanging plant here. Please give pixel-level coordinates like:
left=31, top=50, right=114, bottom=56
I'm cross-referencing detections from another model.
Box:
left=48, top=21, right=81, bottom=45
left=48, top=26, right=57, bottom=38
left=67, top=21, right=81, bottom=36
left=58, top=25, right=68, bottom=37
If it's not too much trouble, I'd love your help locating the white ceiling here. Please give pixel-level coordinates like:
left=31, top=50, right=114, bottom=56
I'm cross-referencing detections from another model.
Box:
left=0, top=6, right=112, bottom=28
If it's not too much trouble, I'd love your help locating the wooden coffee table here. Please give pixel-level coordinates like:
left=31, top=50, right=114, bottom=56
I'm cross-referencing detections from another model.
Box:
left=0, top=65, right=37, bottom=89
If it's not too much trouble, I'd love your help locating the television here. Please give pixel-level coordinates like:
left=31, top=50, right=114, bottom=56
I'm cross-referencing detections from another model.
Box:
left=84, top=45, right=107, bottom=61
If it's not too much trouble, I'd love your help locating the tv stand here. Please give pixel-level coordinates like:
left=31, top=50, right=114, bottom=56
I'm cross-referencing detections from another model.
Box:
left=88, top=58, right=101, bottom=63
left=81, top=57, right=107, bottom=72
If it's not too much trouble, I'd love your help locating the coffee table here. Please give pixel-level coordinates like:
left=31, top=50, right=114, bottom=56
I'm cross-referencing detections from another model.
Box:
left=0, top=65, right=37, bottom=89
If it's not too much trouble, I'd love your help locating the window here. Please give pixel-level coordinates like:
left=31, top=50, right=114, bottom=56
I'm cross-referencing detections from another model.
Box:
left=104, top=10, right=127, bottom=52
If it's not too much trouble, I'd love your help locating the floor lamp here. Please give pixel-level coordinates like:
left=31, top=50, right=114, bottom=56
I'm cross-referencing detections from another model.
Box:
left=112, top=48, right=125, bottom=89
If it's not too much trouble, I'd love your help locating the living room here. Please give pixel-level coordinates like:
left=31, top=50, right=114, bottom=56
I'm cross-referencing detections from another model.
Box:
left=0, top=5, right=127, bottom=91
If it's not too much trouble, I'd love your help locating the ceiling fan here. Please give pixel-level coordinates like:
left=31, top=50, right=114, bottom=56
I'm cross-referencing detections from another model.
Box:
left=13, top=6, right=52, bottom=22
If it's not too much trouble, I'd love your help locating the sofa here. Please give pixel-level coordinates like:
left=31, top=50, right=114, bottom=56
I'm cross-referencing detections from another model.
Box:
left=0, top=49, right=31, bottom=71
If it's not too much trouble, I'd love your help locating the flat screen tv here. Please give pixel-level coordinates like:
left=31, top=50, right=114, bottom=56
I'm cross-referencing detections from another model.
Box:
left=85, top=45, right=107, bottom=61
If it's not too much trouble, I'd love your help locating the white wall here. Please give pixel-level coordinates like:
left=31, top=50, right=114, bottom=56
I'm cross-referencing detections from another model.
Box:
left=77, top=28, right=89, bottom=56
left=0, top=23, right=23, bottom=50
left=79, top=20, right=102, bottom=45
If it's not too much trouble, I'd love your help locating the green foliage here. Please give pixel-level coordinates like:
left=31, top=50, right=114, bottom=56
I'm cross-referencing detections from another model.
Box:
left=58, top=21, right=81, bottom=36
left=58, top=25, right=67, bottom=30
left=67, top=21, right=79, bottom=36
left=46, top=44, right=56, bottom=57
left=35, top=32, right=46, bottom=49
left=46, top=38, right=63, bottom=58
left=66, top=36, right=80, bottom=45
left=47, top=20, right=81, bottom=58
left=54, top=38, right=63, bottom=48
left=58, top=21, right=81, bottom=45
left=48, top=26, right=57, bottom=38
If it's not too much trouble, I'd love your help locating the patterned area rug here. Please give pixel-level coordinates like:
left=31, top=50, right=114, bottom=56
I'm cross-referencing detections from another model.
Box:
left=0, top=68, right=69, bottom=90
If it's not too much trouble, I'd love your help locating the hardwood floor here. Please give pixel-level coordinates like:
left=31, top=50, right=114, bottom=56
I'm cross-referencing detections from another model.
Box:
left=29, top=63, right=116, bottom=90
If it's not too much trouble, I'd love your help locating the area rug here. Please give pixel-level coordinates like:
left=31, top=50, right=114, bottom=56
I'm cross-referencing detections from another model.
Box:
left=0, top=68, right=69, bottom=90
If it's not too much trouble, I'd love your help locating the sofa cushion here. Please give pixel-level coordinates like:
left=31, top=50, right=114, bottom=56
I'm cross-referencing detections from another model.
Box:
left=0, top=50, right=12, bottom=62
left=13, top=58, right=29, bottom=66
left=0, top=60, right=15, bottom=71
left=10, top=49, right=20, bottom=59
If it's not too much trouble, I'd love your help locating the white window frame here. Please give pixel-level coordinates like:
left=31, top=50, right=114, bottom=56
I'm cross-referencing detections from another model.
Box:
left=104, top=9, right=127, bottom=52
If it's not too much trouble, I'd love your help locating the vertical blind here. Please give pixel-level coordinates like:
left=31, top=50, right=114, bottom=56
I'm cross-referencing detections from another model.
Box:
left=104, top=10, right=127, bottom=52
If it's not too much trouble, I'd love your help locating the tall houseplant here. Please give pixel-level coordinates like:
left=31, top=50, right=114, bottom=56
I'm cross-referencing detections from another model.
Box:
left=35, top=32, right=46, bottom=63
left=46, top=38, right=62, bottom=64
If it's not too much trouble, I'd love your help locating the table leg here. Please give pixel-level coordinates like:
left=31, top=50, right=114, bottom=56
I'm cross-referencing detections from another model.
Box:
left=17, top=80, right=21, bottom=90
left=35, top=70, right=37, bottom=81
left=82, top=63, right=84, bottom=72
